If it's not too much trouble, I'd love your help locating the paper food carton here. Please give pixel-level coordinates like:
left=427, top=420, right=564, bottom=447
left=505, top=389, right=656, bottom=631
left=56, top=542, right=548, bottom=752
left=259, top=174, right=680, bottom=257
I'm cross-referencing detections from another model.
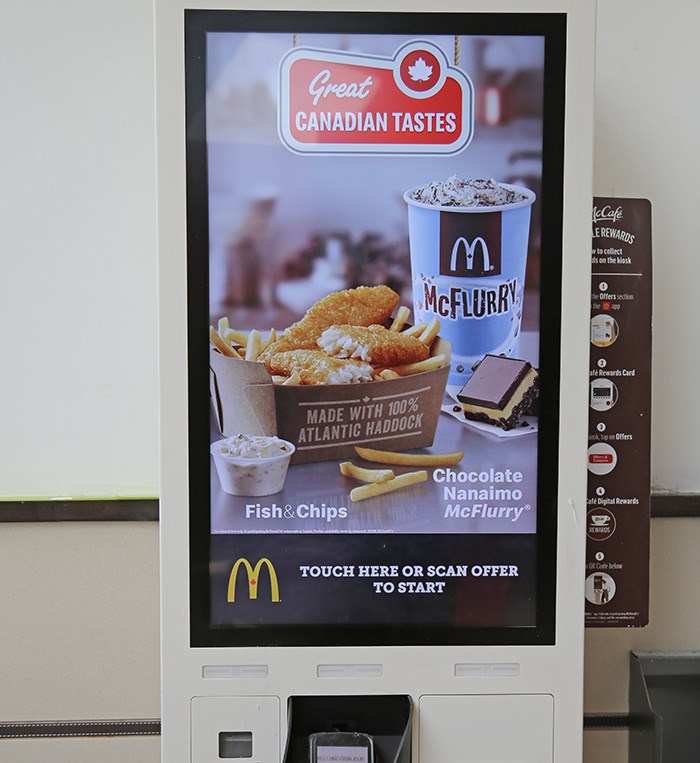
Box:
left=209, top=337, right=451, bottom=464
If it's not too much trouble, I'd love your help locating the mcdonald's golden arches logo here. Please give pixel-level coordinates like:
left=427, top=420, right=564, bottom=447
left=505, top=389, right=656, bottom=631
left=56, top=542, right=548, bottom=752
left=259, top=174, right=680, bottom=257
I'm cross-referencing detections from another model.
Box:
left=228, top=557, right=280, bottom=603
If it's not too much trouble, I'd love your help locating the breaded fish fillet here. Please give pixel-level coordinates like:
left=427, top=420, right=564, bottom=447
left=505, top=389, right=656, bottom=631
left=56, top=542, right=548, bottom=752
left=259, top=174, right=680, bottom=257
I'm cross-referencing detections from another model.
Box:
left=264, top=350, right=374, bottom=385
left=260, top=285, right=399, bottom=360
left=317, top=324, right=430, bottom=367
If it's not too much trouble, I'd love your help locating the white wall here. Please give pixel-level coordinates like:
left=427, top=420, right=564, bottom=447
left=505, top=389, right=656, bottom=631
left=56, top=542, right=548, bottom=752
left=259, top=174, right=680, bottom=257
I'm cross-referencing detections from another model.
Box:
left=0, top=0, right=159, bottom=499
left=593, top=0, right=700, bottom=491
left=1, top=1, right=699, bottom=762
left=2, top=0, right=699, bottom=499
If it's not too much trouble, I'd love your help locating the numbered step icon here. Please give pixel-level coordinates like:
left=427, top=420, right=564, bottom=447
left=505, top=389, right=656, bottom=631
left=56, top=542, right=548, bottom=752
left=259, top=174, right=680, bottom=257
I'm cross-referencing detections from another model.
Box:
left=590, top=378, right=618, bottom=411
left=590, top=314, right=619, bottom=347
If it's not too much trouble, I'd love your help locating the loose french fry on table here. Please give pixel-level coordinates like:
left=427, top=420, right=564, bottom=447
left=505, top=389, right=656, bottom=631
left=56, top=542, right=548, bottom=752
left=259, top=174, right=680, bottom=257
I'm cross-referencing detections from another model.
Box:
left=350, top=470, right=428, bottom=502
left=340, top=461, right=395, bottom=484
left=354, top=446, right=464, bottom=467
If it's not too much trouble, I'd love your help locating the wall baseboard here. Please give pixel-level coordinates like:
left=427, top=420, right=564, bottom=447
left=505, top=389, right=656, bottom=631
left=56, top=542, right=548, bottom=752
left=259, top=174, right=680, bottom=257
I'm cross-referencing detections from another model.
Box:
left=0, top=498, right=159, bottom=522
left=0, top=719, right=161, bottom=739
left=649, top=492, right=700, bottom=517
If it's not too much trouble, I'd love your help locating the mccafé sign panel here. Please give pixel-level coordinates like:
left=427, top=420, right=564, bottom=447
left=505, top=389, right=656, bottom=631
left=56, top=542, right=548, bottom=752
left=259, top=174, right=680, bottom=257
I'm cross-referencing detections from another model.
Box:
left=279, top=41, right=474, bottom=154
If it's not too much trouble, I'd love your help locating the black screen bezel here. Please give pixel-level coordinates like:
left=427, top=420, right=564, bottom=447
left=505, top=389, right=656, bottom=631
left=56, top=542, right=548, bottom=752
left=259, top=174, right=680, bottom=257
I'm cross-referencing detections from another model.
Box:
left=185, top=9, right=566, bottom=648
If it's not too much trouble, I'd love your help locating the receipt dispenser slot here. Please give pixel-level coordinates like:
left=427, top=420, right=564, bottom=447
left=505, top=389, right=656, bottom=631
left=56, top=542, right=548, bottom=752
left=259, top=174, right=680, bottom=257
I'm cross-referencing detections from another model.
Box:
left=283, top=695, right=412, bottom=763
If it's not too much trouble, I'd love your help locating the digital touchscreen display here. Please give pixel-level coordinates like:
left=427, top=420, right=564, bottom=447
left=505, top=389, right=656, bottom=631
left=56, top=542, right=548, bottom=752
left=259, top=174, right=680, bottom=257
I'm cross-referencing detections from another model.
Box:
left=186, top=10, right=566, bottom=647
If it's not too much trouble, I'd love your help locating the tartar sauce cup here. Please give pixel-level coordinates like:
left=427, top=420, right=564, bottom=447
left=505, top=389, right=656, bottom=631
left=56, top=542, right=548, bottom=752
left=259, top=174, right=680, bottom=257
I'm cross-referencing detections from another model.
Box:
left=210, top=435, right=295, bottom=496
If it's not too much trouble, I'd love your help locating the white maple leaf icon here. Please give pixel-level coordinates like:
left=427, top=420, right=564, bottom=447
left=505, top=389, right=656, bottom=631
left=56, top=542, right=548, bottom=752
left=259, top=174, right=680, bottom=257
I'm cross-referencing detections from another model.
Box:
left=408, top=57, right=433, bottom=82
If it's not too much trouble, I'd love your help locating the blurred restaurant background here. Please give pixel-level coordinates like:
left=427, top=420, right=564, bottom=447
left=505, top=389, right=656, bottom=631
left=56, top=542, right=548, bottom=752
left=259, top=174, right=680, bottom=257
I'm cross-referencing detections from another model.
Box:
left=205, top=32, right=544, bottom=331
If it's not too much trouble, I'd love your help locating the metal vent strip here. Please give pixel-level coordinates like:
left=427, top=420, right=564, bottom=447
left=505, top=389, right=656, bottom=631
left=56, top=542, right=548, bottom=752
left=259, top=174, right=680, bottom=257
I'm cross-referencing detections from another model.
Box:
left=0, top=720, right=161, bottom=739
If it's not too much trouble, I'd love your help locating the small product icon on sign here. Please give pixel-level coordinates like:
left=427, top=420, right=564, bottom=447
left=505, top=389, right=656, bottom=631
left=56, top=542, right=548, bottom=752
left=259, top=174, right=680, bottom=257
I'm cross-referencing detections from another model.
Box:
left=590, top=314, right=619, bottom=347
left=587, top=443, right=618, bottom=476
left=587, top=508, right=616, bottom=541
left=590, top=378, right=618, bottom=411
left=585, top=572, right=616, bottom=605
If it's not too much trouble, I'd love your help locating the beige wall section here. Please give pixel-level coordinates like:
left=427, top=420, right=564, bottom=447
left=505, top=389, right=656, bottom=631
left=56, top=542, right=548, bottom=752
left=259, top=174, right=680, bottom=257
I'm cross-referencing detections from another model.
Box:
left=0, top=737, right=161, bottom=763
left=585, top=519, right=700, bottom=714
left=582, top=518, right=700, bottom=761
left=2, top=518, right=699, bottom=761
left=0, top=523, right=160, bottom=723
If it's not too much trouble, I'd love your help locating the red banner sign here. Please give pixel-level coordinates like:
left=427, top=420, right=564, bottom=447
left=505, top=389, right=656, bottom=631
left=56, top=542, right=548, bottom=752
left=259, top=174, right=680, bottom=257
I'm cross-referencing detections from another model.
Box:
left=279, top=41, right=473, bottom=154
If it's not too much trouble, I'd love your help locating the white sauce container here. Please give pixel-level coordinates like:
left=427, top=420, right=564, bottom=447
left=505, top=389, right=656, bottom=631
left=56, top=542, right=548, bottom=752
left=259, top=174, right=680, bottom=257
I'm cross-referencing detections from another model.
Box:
left=210, top=436, right=295, bottom=496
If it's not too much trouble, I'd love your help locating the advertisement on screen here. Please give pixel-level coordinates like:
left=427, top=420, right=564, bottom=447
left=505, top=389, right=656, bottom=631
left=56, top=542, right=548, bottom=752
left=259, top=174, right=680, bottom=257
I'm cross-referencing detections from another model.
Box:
left=188, top=13, right=564, bottom=645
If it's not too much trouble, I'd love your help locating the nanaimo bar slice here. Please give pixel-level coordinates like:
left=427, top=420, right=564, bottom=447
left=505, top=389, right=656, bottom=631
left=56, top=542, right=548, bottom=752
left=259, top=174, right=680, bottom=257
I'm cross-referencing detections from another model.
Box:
left=457, top=354, right=538, bottom=430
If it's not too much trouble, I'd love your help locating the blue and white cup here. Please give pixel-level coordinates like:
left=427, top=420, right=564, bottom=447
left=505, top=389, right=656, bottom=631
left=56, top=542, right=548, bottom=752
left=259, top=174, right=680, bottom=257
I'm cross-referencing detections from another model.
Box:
left=405, top=183, right=536, bottom=387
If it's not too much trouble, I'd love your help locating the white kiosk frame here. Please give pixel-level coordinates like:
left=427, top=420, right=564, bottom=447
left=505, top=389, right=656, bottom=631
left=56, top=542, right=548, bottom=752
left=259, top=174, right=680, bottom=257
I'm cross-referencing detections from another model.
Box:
left=156, top=2, right=596, bottom=760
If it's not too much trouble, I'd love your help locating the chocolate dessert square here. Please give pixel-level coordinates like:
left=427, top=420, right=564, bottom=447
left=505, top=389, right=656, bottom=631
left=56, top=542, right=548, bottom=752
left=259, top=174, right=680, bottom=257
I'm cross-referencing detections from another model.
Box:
left=457, top=354, right=539, bottom=430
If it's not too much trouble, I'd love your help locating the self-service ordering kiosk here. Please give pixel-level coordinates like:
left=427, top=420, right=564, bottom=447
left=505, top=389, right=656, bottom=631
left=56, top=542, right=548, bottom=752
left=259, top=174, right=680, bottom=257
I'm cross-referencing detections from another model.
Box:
left=156, top=2, right=596, bottom=760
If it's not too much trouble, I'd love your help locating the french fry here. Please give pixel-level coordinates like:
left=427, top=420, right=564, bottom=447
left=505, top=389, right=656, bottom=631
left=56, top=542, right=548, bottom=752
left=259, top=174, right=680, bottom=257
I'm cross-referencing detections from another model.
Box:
left=209, top=326, right=237, bottom=357
left=259, top=328, right=278, bottom=354
left=379, top=369, right=400, bottom=380
left=245, top=329, right=262, bottom=361
left=271, top=375, right=288, bottom=384
left=350, top=470, right=428, bottom=502
left=389, top=305, right=410, bottom=332
left=354, top=445, right=463, bottom=467
left=223, top=327, right=249, bottom=347
left=282, top=371, right=301, bottom=385
left=217, top=316, right=229, bottom=336
left=340, top=461, right=395, bottom=484
left=392, top=354, right=446, bottom=376
left=401, top=322, right=427, bottom=338
left=418, top=317, right=440, bottom=346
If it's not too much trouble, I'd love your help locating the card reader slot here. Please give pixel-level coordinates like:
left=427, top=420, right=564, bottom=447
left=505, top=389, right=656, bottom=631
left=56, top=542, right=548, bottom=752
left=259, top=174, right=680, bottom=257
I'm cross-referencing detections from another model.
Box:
left=219, top=731, right=253, bottom=758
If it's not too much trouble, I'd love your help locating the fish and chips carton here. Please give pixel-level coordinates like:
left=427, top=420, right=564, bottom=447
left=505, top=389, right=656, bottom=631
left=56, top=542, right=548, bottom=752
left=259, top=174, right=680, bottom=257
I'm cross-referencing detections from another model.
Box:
left=209, top=336, right=451, bottom=464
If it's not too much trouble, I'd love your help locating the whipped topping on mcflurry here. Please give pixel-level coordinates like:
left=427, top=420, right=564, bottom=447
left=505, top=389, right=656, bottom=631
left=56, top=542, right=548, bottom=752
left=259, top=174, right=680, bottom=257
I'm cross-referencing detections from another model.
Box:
left=409, top=176, right=528, bottom=208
